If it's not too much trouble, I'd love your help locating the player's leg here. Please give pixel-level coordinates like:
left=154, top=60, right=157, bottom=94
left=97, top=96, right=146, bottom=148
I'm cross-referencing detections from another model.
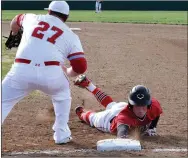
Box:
left=52, top=96, right=72, bottom=144
left=74, top=75, right=114, bottom=108
left=45, top=72, right=72, bottom=144
left=2, top=73, right=31, bottom=123
left=38, top=66, right=72, bottom=144
left=95, top=1, right=99, bottom=13
left=75, top=106, right=95, bottom=125
left=92, top=87, right=114, bottom=108
left=75, top=106, right=111, bottom=132
left=99, top=2, right=102, bottom=12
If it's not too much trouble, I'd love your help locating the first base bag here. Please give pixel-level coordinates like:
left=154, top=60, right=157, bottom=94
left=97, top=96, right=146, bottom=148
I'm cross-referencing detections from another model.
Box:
left=97, top=138, right=141, bottom=151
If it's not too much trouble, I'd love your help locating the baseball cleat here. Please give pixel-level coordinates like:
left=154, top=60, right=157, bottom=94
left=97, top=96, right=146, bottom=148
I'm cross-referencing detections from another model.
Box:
left=55, top=137, right=72, bottom=145
left=74, top=74, right=91, bottom=88
left=75, top=106, right=84, bottom=118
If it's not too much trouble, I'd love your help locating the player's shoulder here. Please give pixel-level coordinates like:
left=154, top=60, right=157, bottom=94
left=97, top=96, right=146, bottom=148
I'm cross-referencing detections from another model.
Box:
left=21, top=13, right=37, bottom=26
left=64, top=24, right=79, bottom=38
left=21, top=13, right=38, bottom=23
left=35, top=14, right=52, bottom=21
left=117, top=108, right=134, bottom=125
left=149, top=97, right=162, bottom=116
left=151, top=97, right=161, bottom=108
left=118, top=104, right=132, bottom=117
left=24, top=13, right=37, bottom=19
left=66, top=29, right=81, bottom=43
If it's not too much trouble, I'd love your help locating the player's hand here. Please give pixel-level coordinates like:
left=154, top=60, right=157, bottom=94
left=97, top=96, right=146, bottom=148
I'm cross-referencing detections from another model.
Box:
left=144, top=128, right=157, bottom=136
left=62, top=66, right=79, bottom=77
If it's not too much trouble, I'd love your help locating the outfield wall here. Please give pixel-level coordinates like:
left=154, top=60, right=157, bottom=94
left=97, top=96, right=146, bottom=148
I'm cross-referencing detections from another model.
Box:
left=2, top=1, right=188, bottom=11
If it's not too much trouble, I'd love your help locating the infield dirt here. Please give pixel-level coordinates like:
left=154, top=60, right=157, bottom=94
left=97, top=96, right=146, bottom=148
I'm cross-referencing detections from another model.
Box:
left=2, top=22, right=187, bottom=157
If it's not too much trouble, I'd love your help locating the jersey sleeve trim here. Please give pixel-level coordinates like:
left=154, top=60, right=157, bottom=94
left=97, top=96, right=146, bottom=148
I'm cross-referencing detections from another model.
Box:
left=16, top=14, right=24, bottom=27
left=67, top=52, right=85, bottom=60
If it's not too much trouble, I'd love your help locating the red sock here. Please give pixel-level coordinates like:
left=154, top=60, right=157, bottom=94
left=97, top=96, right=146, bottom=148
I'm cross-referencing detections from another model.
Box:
left=80, top=111, right=94, bottom=125
left=92, top=88, right=113, bottom=108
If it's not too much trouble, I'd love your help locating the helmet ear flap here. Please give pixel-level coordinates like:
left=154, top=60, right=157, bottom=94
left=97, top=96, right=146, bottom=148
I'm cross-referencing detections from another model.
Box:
left=128, top=102, right=133, bottom=109
left=147, top=104, right=151, bottom=109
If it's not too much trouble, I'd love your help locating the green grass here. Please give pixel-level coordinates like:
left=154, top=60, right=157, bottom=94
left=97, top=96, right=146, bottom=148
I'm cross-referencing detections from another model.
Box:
left=2, top=10, right=187, bottom=24
left=2, top=62, right=12, bottom=79
left=1, top=39, right=15, bottom=78
left=1, top=10, right=187, bottom=77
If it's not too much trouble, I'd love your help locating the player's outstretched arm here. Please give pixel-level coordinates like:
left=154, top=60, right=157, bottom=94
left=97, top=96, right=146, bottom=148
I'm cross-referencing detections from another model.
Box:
left=66, top=34, right=87, bottom=77
left=149, top=116, right=160, bottom=129
left=117, top=124, right=129, bottom=138
left=62, top=57, right=87, bottom=77
left=143, top=116, right=160, bottom=136
left=62, top=66, right=81, bottom=77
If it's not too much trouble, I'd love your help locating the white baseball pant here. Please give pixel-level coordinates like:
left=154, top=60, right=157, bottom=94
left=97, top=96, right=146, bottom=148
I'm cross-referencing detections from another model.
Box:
left=89, top=102, right=127, bottom=132
left=95, top=1, right=102, bottom=12
left=2, top=62, right=72, bottom=144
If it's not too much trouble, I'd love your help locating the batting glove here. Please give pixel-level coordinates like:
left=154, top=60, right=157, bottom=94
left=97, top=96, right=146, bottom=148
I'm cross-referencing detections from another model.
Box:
left=144, top=128, right=157, bottom=136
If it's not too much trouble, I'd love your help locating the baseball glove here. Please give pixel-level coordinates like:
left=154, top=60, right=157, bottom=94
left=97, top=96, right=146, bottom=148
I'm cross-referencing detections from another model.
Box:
left=3, top=28, right=23, bottom=50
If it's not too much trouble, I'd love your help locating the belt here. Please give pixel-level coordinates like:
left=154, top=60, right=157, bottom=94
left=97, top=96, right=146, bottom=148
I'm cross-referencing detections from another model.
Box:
left=15, top=58, right=60, bottom=66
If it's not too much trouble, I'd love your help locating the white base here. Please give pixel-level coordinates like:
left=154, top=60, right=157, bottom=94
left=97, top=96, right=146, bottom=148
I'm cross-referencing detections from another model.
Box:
left=97, top=138, right=141, bottom=151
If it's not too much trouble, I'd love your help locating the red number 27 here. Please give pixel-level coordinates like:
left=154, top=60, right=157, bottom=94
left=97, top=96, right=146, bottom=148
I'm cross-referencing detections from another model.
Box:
left=31, top=21, right=63, bottom=44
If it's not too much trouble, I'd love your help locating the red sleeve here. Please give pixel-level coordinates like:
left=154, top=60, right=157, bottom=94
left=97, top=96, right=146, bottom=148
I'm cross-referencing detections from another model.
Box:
left=148, top=98, right=163, bottom=119
left=67, top=52, right=87, bottom=74
left=70, top=58, right=87, bottom=74
left=16, top=14, right=24, bottom=27
left=110, top=107, right=137, bottom=133
left=110, top=113, right=133, bottom=134
left=116, top=110, right=134, bottom=128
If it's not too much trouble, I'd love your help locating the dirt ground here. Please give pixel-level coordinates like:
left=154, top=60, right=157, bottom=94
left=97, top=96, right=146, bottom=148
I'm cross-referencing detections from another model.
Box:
left=1, top=22, right=187, bottom=157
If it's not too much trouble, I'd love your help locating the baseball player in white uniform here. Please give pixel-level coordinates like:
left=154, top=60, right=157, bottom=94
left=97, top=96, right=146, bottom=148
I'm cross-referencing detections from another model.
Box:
left=95, top=0, right=103, bottom=13
left=2, top=1, right=87, bottom=144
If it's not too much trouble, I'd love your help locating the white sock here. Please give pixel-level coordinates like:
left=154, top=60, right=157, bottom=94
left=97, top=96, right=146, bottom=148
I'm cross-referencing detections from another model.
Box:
left=86, top=82, right=96, bottom=92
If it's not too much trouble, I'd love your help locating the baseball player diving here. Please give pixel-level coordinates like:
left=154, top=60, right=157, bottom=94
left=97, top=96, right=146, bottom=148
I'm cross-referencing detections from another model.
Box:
left=2, top=1, right=87, bottom=144
left=74, top=75, right=163, bottom=138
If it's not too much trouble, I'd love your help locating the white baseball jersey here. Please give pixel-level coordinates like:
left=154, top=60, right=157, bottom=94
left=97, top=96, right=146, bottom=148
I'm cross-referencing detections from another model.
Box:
left=17, top=13, right=83, bottom=65
left=2, top=13, right=85, bottom=144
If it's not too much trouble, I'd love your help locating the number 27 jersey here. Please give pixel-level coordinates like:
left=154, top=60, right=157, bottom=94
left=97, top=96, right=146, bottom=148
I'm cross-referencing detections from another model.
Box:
left=16, top=13, right=83, bottom=64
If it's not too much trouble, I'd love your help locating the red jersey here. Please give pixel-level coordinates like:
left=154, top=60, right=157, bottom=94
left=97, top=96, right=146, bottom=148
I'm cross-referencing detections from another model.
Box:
left=110, top=98, right=162, bottom=133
